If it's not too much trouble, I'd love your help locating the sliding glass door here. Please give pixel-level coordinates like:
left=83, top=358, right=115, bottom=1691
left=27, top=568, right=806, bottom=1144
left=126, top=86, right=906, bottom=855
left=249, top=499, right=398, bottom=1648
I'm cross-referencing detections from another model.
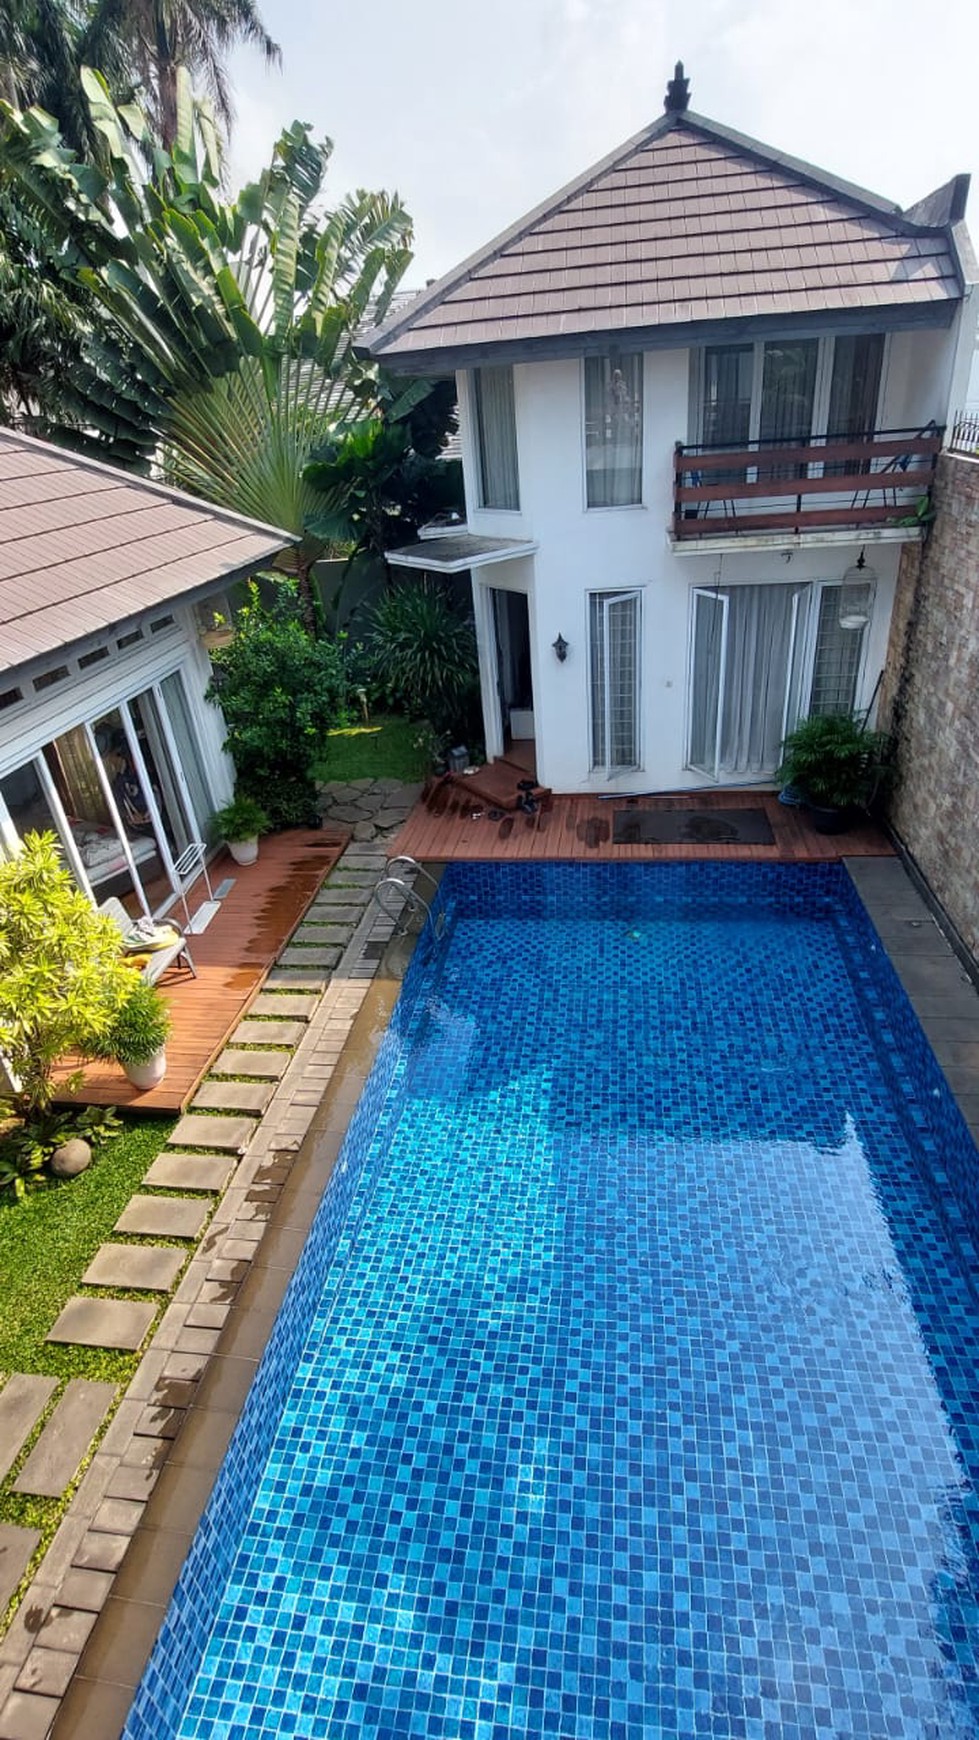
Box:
left=688, top=582, right=861, bottom=782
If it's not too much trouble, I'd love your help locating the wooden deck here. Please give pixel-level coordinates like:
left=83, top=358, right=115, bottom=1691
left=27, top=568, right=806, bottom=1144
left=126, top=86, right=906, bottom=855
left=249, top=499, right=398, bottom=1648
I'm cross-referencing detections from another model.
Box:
left=389, top=786, right=893, bottom=864
left=56, top=826, right=350, bottom=1114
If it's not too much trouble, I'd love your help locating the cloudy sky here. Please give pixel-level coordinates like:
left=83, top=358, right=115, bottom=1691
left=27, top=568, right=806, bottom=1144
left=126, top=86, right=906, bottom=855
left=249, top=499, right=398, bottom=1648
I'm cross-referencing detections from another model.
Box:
left=226, top=0, right=979, bottom=290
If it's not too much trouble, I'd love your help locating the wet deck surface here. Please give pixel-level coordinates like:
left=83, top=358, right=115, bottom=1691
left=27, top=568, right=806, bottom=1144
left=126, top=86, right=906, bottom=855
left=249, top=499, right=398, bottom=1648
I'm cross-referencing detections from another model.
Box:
left=54, top=828, right=349, bottom=1113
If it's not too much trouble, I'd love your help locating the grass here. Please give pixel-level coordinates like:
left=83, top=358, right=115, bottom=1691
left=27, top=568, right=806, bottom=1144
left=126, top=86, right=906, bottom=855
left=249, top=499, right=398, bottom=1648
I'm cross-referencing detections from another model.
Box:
left=317, top=713, right=430, bottom=784
left=0, top=1114, right=174, bottom=1380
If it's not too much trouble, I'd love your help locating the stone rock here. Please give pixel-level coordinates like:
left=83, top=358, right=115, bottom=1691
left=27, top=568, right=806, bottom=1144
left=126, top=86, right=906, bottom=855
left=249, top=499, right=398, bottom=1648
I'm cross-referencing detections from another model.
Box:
left=353, top=821, right=377, bottom=841
left=50, top=1138, right=92, bottom=1178
left=328, top=803, right=373, bottom=823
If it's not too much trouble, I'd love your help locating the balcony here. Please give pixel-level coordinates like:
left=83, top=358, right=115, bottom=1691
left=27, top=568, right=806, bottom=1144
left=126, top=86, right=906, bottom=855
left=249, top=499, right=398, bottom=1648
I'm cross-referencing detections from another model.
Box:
left=672, top=427, right=942, bottom=547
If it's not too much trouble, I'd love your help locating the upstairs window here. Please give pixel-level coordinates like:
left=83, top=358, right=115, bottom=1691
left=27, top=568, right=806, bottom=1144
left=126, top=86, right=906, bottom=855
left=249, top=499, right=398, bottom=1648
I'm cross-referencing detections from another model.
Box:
left=696, top=335, right=884, bottom=453
left=473, top=366, right=520, bottom=509
left=584, top=354, right=643, bottom=507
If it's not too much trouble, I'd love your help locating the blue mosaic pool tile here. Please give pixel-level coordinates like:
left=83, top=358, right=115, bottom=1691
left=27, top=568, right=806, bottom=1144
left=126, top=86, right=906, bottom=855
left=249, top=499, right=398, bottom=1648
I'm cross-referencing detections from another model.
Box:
left=125, top=863, right=979, bottom=1740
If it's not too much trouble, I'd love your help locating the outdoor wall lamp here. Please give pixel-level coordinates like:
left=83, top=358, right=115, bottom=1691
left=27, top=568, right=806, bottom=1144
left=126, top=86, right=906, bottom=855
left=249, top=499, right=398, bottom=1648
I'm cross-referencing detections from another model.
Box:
left=552, top=633, right=569, bottom=663
left=839, top=548, right=877, bottom=632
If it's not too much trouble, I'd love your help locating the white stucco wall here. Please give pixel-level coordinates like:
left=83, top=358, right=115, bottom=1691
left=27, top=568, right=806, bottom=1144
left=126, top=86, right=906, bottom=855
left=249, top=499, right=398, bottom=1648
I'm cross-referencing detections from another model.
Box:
left=457, top=327, right=958, bottom=795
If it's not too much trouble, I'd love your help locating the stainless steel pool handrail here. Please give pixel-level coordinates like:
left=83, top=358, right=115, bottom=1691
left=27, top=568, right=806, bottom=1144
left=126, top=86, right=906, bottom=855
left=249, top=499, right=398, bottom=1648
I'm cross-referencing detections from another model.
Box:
left=371, top=857, right=444, bottom=940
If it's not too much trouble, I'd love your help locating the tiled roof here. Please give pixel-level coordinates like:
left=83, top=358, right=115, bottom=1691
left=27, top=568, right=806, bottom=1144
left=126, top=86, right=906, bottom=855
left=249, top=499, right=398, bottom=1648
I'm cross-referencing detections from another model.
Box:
left=364, top=113, right=969, bottom=368
left=0, top=432, right=288, bottom=677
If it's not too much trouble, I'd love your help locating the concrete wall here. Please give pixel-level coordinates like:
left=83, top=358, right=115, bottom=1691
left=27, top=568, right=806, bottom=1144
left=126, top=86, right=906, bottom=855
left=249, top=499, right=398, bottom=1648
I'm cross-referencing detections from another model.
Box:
left=454, top=329, right=962, bottom=793
left=881, top=451, right=979, bottom=959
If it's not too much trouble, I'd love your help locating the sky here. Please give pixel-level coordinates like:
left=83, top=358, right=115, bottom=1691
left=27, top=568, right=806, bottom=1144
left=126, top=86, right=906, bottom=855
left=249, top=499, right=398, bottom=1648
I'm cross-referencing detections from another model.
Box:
left=225, top=0, right=979, bottom=295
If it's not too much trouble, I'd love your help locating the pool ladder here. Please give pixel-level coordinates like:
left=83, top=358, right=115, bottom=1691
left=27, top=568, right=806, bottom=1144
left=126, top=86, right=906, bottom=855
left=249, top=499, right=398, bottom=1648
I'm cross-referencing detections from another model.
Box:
left=371, top=856, right=445, bottom=940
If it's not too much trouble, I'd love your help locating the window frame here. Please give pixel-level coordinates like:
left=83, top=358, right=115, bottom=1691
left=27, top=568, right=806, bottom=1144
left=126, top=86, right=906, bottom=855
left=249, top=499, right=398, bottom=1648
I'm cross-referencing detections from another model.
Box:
left=691, top=334, right=888, bottom=452
left=581, top=352, right=645, bottom=511
left=588, top=587, right=643, bottom=774
left=471, top=365, right=521, bottom=513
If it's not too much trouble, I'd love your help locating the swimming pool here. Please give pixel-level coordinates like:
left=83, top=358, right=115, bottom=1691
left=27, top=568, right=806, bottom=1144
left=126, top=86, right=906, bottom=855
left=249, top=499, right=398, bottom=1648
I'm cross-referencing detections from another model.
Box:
left=127, top=862, right=979, bottom=1739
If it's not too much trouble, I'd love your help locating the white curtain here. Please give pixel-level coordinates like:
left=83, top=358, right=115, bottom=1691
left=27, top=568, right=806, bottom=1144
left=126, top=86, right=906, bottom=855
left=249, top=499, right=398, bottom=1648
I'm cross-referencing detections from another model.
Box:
left=474, top=367, right=520, bottom=509
left=689, top=585, right=801, bottom=779
left=584, top=354, right=643, bottom=507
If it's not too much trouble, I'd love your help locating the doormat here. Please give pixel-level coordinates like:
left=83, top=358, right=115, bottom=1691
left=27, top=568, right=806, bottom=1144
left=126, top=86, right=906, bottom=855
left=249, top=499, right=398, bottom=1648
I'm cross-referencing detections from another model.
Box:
left=612, top=806, right=775, bottom=846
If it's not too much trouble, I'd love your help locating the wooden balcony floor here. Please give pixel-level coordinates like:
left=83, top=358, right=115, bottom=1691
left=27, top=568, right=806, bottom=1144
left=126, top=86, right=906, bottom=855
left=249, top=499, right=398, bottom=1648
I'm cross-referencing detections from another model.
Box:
left=390, top=787, right=893, bottom=865
left=56, top=826, right=350, bottom=1114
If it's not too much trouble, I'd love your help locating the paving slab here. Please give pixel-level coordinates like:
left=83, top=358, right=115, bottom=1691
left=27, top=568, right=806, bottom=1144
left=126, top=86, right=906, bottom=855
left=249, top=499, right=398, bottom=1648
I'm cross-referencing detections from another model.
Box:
left=191, top=1079, right=273, bottom=1114
left=249, top=991, right=318, bottom=1019
left=13, top=1381, right=117, bottom=1495
left=114, top=1196, right=211, bottom=1239
left=142, top=1152, right=234, bottom=1192
left=264, top=968, right=328, bottom=991
left=0, top=1690, right=59, bottom=1740
left=0, top=1378, right=58, bottom=1485
left=46, top=1299, right=155, bottom=1353
left=292, top=920, right=350, bottom=942
left=167, top=1113, right=256, bottom=1152
left=212, top=1048, right=290, bottom=1079
left=0, top=1527, right=41, bottom=1611
left=278, top=946, right=342, bottom=971
left=231, top=1018, right=306, bottom=1047
left=81, top=1245, right=185, bottom=1292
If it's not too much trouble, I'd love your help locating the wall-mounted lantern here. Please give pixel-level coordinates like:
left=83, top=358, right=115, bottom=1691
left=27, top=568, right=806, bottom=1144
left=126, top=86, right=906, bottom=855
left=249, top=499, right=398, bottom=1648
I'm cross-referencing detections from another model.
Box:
left=552, top=633, right=569, bottom=663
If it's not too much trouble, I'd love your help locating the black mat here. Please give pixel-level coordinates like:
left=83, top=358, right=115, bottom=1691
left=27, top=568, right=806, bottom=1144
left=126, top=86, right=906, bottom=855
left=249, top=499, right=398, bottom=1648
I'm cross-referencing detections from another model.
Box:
left=612, top=806, right=774, bottom=846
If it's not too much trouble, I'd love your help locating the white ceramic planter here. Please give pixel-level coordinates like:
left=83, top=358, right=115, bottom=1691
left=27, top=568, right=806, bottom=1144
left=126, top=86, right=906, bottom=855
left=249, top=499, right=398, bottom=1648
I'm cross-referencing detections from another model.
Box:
left=123, top=1048, right=167, bottom=1091
left=228, top=837, right=259, bottom=866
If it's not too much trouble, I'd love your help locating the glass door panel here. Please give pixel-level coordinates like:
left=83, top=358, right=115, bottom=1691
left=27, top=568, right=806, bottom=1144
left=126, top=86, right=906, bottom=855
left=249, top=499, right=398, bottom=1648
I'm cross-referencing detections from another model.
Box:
left=688, top=590, right=728, bottom=777
left=159, top=672, right=215, bottom=844
left=0, top=759, right=88, bottom=888
left=128, top=691, right=194, bottom=857
left=589, top=591, right=640, bottom=772
left=44, top=725, right=150, bottom=914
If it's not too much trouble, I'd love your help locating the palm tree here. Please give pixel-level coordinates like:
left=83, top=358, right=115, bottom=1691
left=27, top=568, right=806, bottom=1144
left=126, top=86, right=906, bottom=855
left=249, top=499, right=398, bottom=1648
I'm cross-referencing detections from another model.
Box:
left=0, top=0, right=96, bottom=155
left=81, top=0, right=279, bottom=149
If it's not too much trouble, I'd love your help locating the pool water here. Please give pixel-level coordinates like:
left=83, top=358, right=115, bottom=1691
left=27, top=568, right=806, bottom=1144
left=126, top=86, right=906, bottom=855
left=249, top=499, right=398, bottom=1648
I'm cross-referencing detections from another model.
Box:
left=127, top=864, right=979, bottom=1739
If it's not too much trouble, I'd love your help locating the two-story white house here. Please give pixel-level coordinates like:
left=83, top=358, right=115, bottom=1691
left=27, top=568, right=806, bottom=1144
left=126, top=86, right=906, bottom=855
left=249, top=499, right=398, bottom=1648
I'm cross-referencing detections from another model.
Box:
left=362, top=67, right=976, bottom=796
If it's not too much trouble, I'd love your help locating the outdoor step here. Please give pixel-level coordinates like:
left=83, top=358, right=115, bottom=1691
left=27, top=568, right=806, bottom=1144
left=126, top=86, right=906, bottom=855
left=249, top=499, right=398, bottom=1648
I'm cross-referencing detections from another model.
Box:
left=212, top=1048, right=290, bottom=1080
left=0, top=1526, right=41, bottom=1610
left=13, top=1381, right=117, bottom=1495
left=313, top=884, right=371, bottom=905
left=192, top=1079, right=274, bottom=1115
left=168, top=1113, right=256, bottom=1152
left=292, top=921, right=350, bottom=942
left=114, top=1195, right=211, bottom=1239
left=81, top=1244, right=185, bottom=1292
left=264, top=969, right=329, bottom=992
left=143, top=1152, right=235, bottom=1192
left=278, top=946, right=342, bottom=970
left=250, top=992, right=318, bottom=1019
left=0, top=1376, right=59, bottom=1484
left=46, top=1299, right=156, bottom=1352
left=231, top=1019, right=306, bottom=1047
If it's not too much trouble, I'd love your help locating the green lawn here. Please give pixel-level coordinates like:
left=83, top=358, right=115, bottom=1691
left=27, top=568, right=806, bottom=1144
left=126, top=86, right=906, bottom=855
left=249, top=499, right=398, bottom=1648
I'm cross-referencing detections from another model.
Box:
left=317, top=713, right=429, bottom=784
left=0, top=1115, right=174, bottom=1382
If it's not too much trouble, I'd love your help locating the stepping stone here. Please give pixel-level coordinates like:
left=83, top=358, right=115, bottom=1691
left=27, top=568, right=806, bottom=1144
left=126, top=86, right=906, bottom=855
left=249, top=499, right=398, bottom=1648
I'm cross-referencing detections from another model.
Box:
left=232, top=1019, right=306, bottom=1047
left=143, top=1151, right=234, bottom=1192
left=192, top=1079, right=273, bottom=1114
left=310, top=895, right=368, bottom=917
left=279, top=946, right=341, bottom=969
left=0, top=1376, right=59, bottom=1484
left=46, top=1299, right=155, bottom=1353
left=0, top=1526, right=41, bottom=1610
left=14, top=1380, right=116, bottom=1494
left=114, top=1195, right=210, bottom=1239
left=81, top=1244, right=185, bottom=1292
left=169, top=1113, right=256, bottom=1152
left=293, top=921, right=349, bottom=942
left=212, top=1048, right=290, bottom=1079
left=264, top=969, right=328, bottom=991
left=250, top=992, right=318, bottom=1019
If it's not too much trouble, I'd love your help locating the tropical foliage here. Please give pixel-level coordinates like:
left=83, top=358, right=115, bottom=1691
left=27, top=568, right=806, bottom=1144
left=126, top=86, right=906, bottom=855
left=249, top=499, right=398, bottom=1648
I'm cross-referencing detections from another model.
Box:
left=777, top=712, right=892, bottom=812
left=362, top=579, right=480, bottom=740
left=0, top=831, right=134, bottom=1121
left=95, top=978, right=171, bottom=1066
left=0, top=70, right=415, bottom=624
left=207, top=584, right=349, bottom=826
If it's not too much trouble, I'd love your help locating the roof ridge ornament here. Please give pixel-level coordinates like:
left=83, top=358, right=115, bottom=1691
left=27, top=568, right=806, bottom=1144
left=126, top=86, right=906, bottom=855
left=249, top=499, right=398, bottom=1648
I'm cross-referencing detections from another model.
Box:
left=664, top=61, right=690, bottom=114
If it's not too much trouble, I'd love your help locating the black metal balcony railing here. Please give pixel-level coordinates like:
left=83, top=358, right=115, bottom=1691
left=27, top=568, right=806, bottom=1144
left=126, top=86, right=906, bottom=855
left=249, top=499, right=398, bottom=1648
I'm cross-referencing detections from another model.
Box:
left=672, top=426, right=943, bottom=540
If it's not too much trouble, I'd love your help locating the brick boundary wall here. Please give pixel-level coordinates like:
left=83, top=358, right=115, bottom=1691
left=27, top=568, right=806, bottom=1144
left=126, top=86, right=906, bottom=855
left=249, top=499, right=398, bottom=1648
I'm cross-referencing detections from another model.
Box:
left=879, top=451, right=979, bottom=964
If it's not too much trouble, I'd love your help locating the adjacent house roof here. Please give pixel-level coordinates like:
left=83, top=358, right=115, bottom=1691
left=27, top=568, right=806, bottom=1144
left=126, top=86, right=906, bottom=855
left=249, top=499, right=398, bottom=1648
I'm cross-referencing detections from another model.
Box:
left=362, top=104, right=972, bottom=372
left=0, top=431, right=289, bottom=678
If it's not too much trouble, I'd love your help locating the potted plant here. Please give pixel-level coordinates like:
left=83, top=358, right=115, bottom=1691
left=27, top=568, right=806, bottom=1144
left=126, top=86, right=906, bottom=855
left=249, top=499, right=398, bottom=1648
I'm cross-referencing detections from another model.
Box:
left=777, top=712, right=892, bottom=834
left=211, top=793, right=271, bottom=865
left=98, top=980, right=172, bottom=1089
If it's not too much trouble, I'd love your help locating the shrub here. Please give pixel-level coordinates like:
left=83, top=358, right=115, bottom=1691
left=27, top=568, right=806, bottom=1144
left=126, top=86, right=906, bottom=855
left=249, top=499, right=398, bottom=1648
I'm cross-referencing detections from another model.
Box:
left=0, top=833, right=134, bottom=1119
left=207, top=585, right=349, bottom=827
left=96, top=980, right=171, bottom=1067
left=777, top=713, right=892, bottom=811
left=363, top=579, right=480, bottom=740
left=0, top=1107, right=121, bottom=1202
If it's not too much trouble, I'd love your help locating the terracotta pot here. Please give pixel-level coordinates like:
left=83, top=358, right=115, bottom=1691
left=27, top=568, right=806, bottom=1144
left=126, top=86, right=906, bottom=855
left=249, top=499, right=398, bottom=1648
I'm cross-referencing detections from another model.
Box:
left=228, top=837, right=259, bottom=865
left=123, top=1048, right=167, bottom=1091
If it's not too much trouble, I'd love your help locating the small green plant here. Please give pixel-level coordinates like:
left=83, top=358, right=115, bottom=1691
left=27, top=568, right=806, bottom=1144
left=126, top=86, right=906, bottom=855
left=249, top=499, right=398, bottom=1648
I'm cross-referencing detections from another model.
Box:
left=0, top=1107, right=122, bottom=1202
left=777, top=713, right=892, bottom=812
left=96, top=981, right=171, bottom=1068
left=0, top=832, right=135, bottom=1120
left=211, top=793, right=271, bottom=842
